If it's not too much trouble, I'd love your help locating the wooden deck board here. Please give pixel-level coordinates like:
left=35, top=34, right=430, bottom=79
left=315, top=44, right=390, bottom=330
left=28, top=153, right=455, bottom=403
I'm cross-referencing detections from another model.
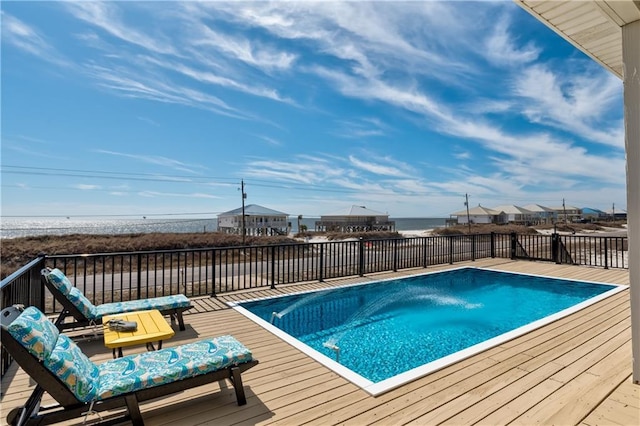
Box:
left=1, top=260, right=638, bottom=426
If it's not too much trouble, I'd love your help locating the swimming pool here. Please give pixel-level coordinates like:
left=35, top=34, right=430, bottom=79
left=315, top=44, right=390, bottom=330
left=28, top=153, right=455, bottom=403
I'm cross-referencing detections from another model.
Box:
left=230, top=267, right=626, bottom=395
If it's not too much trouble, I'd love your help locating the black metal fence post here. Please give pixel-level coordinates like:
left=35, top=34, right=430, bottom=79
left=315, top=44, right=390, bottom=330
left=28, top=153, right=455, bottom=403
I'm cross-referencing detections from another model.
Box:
left=210, top=249, right=217, bottom=297
left=319, top=244, right=324, bottom=282
left=603, top=238, right=609, bottom=269
left=270, top=245, right=276, bottom=289
left=422, top=237, right=428, bottom=268
left=552, top=233, right=560, bottom=264
left=136, top=254, right=142, bottom=299
left=490, top=232, right=496, bottom=258
left=30, top=256, right=47, bottom=312
left=471, top=234, right=476, bottom=262
left=449, top=236, right=454, bottom=264
left=393, top=239, right=399, bottom=272
left=510, top=232, right=517, bottom=260
left=359, top=238, right=365, bottom=277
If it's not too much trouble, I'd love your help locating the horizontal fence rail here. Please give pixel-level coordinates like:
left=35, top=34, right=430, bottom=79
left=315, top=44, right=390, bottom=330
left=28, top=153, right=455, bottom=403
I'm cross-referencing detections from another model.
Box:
left=0, top=232, right=628, bottom=378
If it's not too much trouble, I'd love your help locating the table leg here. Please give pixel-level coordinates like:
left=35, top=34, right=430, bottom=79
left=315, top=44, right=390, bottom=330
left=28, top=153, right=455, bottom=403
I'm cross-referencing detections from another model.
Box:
left=144, top=341, right=163, bottom=351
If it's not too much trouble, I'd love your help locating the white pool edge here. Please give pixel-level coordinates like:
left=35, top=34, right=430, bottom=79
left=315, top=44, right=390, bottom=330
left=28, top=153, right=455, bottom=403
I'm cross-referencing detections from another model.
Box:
left=228, top=267, right=628, bottom=396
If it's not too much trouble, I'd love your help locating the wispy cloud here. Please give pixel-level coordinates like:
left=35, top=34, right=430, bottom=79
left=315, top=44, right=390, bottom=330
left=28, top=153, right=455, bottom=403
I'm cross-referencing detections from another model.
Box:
left=483, top=14, right=540, bottom=66
left=84, top=63, right=252, bottom=120
left=94, top=150, right=207, bottom=175
left=254, top=135, right=282, bottom=146
left=189, top=23, right=297, bottom=71
left=137, top=116, right=160, bottom=127
left=1, top=135, right=65, bottom=159
left=333, top=117, right=387, bottom=139
left=1, top=11, right=69, bottom=67
left=348, top=155, right=413, bottom=178
left=242, top=157, right=333, bottom=185
left=140, top=55, right=291, bottom=103
left=137, top=191, right=219, bottom=199
left=2, top=1, right=626, bottom=217
left=453, top=151, right=471, bottom=160
left=513, top=64, right=623, bottom=147
left=74, top=184, right=101, bottom=190
left=64, top=2, right=176, bottom=55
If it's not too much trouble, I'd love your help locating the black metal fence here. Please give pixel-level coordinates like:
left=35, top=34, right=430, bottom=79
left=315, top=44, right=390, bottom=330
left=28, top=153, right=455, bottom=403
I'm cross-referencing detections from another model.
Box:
left=0, top=232, right=629, bottom=377
left=0, top=257, right=45, bottom=377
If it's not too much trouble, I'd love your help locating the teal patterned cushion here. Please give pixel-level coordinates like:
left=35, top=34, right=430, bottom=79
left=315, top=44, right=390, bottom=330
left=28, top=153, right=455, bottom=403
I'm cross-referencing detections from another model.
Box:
left=96, top=335, right=252, bottom=399
left=6, top=306, right=59, bottom=362
left=44, top=334, right=99, bottom=402
left=67, top=287, right=98, bottom=320
left=94, top=294, right=191, bottom=320
left=44, top=268, right=74, bottom=295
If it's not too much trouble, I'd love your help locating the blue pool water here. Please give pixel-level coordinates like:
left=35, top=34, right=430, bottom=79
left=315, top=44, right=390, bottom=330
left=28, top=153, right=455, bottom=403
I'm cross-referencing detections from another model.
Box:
left=233, top=267, right=622, bottom=393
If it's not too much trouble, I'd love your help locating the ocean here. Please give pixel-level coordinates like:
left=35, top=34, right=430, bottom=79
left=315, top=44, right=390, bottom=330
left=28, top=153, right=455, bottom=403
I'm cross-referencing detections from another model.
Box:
left=0, top=217, right=447, bottom=239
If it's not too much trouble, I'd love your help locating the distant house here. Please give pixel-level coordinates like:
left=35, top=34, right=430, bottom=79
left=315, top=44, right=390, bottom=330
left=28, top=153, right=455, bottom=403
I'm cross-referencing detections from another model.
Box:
left=450, top=206, right=506, bottom=225
left=315, top=205, right=395, bottom=232
left=605, top=208, right=627, bottom=220
left=218, top=204, right=289, bottom=236
left=523, top=204, right=556, bottom=224
left=491, top=205, right=536, bottom=224
left=549, top=205, right=582, bottom=223
left=582, top=207, right=607, bottom=221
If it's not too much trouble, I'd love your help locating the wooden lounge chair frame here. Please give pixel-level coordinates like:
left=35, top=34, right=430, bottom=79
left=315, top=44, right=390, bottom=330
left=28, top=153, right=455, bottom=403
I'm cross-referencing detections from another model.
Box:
left=41, top=270, right=191, bottom=331
left=1, top=306, right=258, bottom=426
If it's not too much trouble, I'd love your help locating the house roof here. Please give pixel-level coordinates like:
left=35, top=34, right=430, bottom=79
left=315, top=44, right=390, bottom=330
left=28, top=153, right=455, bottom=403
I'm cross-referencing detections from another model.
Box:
left=451, top=205, right=503, bottom=217
left=549, top=206, right=581, bottom=211
left=322, top=205, right=389, bottom=217
left=582, top=207, right=606, bottom=214
left=523, top=204, right=555, bottom=213
left=492, top=205, right=535, bottom=215
left=218, top=204, right=288, bottom=217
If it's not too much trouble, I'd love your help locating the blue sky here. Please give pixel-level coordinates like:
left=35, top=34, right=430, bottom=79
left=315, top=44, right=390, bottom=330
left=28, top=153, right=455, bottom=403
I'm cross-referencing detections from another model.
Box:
left=1, top=1, right=626, bottom=219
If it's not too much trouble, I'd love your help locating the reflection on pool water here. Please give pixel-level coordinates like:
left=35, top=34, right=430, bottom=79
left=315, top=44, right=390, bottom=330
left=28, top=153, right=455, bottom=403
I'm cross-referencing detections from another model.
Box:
left=230, top=267, right=625, bottom=395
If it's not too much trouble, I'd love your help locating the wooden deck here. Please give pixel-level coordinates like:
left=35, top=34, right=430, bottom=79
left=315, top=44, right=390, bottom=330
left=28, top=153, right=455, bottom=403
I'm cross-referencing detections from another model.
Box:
left=2, top=259, right=639, bottom=425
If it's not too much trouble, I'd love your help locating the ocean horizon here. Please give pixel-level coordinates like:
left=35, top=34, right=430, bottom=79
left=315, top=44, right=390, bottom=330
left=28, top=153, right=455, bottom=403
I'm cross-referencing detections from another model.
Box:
left=0, top=217, right=447, bottom=239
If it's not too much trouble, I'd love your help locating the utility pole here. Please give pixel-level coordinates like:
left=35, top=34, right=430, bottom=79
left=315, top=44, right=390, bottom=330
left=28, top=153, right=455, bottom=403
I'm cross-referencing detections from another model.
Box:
left=241, top=179, right=247, bottom=245
left=612, top=202, right=615, bottom=221
left=464, top=193, right=471, bottom=234
left=562, top=198, right=567, bottom=225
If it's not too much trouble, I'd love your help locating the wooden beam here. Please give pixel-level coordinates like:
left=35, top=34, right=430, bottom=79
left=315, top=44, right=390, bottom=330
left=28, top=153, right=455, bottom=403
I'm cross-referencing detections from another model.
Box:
left=622, top=18, right=640, bottom=384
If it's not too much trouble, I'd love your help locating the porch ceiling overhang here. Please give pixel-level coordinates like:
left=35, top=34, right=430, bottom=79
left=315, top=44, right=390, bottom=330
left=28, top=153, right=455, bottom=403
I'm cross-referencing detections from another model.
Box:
left=514, top=0, right=640, bottom=79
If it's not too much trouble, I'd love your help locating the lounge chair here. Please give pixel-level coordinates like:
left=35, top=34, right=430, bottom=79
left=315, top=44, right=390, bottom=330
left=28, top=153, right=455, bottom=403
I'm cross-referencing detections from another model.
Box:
left=1, top=305, right=258, bottom=426
left=41, top=267, right=192, bottom=331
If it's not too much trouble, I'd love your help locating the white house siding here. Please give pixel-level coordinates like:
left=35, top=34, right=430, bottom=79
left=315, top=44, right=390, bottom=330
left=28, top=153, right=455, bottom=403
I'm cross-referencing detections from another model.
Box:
left=457, top=214, right=493, bottom=224
left=218, top=204, right=289, bottom=236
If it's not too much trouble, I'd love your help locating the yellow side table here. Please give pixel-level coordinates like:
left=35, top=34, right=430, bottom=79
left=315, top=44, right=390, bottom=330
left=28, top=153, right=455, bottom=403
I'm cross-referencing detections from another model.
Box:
left=102, top=310, right=175, bottom=358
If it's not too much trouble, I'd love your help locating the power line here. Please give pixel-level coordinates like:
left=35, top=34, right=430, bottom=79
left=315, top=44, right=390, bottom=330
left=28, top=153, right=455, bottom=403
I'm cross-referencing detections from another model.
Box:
left=0, top=165, right=447, bottom=197
left=1, top=165, right=626, bottom=207
left=1, top=165, right=392, bottom=194
left=1, top=165, right=237, bottom=182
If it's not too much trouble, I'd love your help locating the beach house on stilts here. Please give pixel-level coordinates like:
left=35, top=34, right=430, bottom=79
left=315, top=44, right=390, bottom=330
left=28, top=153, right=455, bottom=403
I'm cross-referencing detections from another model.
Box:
left=217, top=204, right=290, bottom=236
left=315, top=205, right=395, bottom=233
left=450, top=205, right=506, bottom=225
